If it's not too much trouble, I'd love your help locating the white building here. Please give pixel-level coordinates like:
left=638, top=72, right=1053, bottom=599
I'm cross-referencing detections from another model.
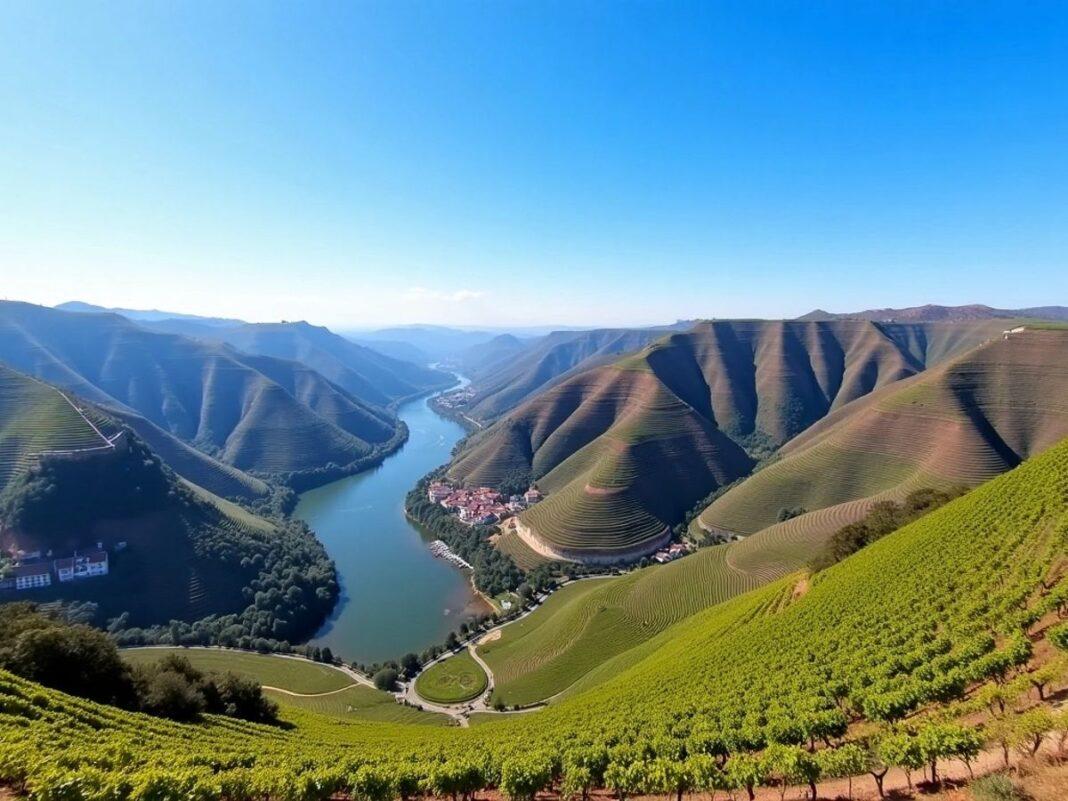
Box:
left=10, top=563, right=52, bottom=591
left=54, top=551, right=109, bottom=583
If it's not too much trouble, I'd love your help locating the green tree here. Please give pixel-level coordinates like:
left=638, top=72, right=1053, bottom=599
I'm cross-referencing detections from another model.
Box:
left=373, top=668, right=399, bottom=692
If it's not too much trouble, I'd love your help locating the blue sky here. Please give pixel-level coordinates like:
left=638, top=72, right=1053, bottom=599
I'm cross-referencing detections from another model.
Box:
left=1, top=2, right=1066, bottom=328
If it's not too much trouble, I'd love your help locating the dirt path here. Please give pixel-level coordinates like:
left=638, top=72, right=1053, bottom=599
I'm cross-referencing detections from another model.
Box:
left=261, top=683, right=360, bottom=698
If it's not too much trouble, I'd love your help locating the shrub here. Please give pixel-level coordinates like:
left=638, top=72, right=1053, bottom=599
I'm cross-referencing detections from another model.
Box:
left=970, top=773, right=1023, bottom=801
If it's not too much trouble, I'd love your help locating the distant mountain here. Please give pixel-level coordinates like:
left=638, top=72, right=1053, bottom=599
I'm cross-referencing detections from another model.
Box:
left=135, top=318, right=454, bottom=407
left=458, top=334, right=530, bottom=378
left=798, top=303, right=1068, bottom=322
left=58, top=302, right=452, bottom=403
left=56, top=301, right=244, bottom=327
left=448, top=319, right=1004, bottom=561
left=350, top=325, right=501, bottom=361
left=0, top=302, right=405, bottom=488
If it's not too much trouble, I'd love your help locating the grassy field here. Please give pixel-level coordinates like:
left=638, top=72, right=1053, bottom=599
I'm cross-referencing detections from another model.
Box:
left=414, top=650, right=488, bottom=704
left=477, top=539, right=776, bottom=707
left=123, top=647, right=450, bottom=726
left=264, top=685, right=449, bottom=726
left=122, top=648, right=353, bottom=694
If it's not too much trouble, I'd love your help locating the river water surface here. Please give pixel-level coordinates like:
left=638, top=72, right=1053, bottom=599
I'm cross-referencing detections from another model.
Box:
left=296, top=380, right=486, bottom=664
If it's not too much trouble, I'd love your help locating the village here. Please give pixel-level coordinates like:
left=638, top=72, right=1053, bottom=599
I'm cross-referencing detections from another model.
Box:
left=432, top=385, right=476, bottom=412
left=428, top=481, right=542, bottom=526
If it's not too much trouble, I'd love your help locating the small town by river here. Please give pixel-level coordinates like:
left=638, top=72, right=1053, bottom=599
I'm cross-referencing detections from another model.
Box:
left=295, top=378, right=488, bottom=665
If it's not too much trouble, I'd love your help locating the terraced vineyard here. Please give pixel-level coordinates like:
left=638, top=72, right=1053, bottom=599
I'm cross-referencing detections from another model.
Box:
left=2, top=434, right=1066, bottom=799
left=449, top=319, right=1002, bottom=561
left=478, top=542, right=771, bottom=706
left=699, top=329, right=1068, bottom=543
left=0, top=365, right=114, bottom=492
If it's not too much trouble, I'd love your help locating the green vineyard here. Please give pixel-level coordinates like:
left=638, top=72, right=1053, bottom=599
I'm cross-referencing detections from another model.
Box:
left=0, top=365, right=116, bottom=493
left=2, top=435, right=1068, bottom=799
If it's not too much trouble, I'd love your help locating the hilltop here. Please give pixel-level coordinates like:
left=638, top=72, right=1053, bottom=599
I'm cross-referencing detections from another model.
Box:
left=448, top=319, right=1003, bottom=560
left=799, top=302, right=1068, bottom=322
left=0, top=302, right=408, bottom=491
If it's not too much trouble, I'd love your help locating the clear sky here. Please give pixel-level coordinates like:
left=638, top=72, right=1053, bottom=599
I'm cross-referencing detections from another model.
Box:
left=1, top=2, right=1066, bottom=328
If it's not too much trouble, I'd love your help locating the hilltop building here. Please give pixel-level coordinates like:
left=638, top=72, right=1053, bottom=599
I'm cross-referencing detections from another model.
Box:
left=55, top=551, right=109, bottom=583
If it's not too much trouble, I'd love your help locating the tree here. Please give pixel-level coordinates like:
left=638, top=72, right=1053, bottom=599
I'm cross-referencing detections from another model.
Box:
left=604, top=759, right=646, bottom=801
left=685, top=754, right=724, bottom=801
left=373, top=668, right=399, bottom=691
left=763, top=744, right=812, bottom=801
left=400, top=653, right=422, bottom=679
left=351, top=765, right=394, bottom=801
left=819, top=744, right=865, bottom=801
left=861, top=737, right=890, bottom=799
left=1048, top=622, right=1068, bottom=651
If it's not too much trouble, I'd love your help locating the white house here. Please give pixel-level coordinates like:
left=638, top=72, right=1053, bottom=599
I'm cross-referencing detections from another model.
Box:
left=54, top=551, right=109, bottom=583
left=10, top=563, right=52, bottom=591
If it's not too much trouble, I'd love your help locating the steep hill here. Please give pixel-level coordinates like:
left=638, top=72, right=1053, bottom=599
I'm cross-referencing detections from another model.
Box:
left=799, top=302, right=1068, bottom=322
left=697, top=327, right=1068, bottom=545
left=449, top=319, right=1002, bottom=560
left=0, top=392, right=335, bottom=640
left=0, top=302, right=402, bottom=487
left=2, top=433, right=1066, bottom=797
left=458, top=327, right=678, bottom=424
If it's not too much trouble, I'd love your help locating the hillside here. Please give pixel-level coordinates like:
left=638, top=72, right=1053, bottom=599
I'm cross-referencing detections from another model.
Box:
left=0, top=389, right=336, bottom=641
left=0, top=364, right=120, bottom=494
left=799, top=302, right=1068, bottom=322
left=136, top=319, right=453, bottom=407
left=0, top=302, right=405, bottom=488
left=2, top=433, right=1066, bottom=799
left=698, top=328, right=1068, bottom=551
left=449, top=319, right=1001, bottom=560
left=458, top=327, right=675, bottom=423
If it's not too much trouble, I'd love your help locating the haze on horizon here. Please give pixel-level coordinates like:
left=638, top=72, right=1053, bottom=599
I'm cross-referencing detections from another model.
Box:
left=1, top=2, right=1066, bottom=328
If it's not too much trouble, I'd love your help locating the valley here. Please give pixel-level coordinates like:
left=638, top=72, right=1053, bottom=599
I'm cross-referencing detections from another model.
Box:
left=294, top=378, right=492, bottom=664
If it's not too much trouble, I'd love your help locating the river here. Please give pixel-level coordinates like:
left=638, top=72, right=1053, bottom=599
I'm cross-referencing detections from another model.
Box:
left=295, top=379, right=487, bottom=664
